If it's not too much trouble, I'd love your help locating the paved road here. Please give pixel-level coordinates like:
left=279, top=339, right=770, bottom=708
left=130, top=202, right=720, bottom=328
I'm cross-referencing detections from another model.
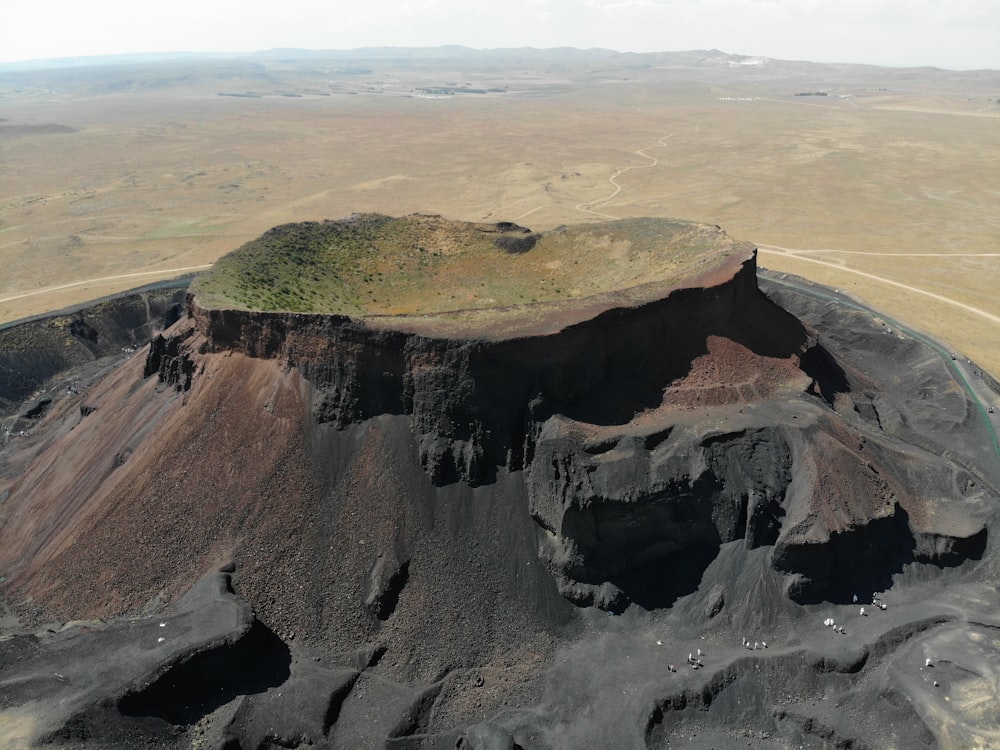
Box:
left=759, top=268, right=1000, bottom=466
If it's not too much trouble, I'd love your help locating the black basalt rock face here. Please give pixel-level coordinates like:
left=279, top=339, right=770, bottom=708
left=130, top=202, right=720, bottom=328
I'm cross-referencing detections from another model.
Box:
left=144, top=328, right=196, bottom=391
left=69, top=317, right=99, bottom=344
left=493, top=233, right=539, bottom=254
left=178, top=252, right=995, bottom=621
left=527, top=423, right=794, bottom=610
left=7, top=229, right=999, bottom=749
left=0, top=287, right=188, bottom=417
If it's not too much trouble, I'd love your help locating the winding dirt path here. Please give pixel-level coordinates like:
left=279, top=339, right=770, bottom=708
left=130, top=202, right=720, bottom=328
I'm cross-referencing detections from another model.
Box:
left=574, top=133, right=674, bottom=219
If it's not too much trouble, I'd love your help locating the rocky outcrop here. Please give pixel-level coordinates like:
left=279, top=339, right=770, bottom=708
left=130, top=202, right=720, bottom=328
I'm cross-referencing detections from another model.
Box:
left=142, top=242, right=988, bottom=616
left=771, top=417, right=991, bottom=604
left=184, top=251, right=837, bottom=487
left=0, top=286, right=187, bottom=417
left=137, top=244, right=990, bottom=613
left=528, top=422, right=791, bottom=610
left=144, top=328, right=197, bottom=391
left=3, top=221, right=999, bottom=749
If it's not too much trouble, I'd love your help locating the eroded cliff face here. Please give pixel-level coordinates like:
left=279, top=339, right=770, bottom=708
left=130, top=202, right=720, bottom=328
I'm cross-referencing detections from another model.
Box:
left=152, top=249, right=988, bottom=612
left=187, top=253, right=823, bottom=484
left=1, top=244, right=990, bottom=632
left=528, top=422, right=793, bottom=611
left=2, top=238, right=997, bottom=748
left=0, top=286, right=186, bottom=418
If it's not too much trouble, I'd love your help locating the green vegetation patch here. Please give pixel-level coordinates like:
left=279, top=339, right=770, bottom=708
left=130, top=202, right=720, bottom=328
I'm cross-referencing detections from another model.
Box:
left=192, top=213, right=743, bottom=316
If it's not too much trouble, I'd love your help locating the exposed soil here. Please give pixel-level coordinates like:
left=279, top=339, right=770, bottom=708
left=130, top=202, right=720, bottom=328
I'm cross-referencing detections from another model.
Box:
left=0, top=221, right=997, bottom=749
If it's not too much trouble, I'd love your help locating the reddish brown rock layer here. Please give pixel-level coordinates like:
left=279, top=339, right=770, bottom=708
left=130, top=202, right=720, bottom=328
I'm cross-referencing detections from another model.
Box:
left=0, top=221, right=996, bottom=748
left=0, top=329, right=319, bottom=627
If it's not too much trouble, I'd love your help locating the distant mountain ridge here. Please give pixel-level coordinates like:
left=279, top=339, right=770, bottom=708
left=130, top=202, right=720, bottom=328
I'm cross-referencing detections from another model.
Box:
left=3, top=45, right=993, bottom=74
left=4, top=46, right=995, bottom=102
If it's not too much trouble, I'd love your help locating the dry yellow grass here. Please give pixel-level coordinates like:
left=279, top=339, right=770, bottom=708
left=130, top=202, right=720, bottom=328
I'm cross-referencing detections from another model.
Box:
left=2, top=57, right=997, bottom=373
left=193, top=214, right=738, bottom=314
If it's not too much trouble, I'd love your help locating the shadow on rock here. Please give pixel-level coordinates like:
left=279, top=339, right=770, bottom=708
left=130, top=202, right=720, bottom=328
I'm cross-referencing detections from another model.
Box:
left=774, top=504, right=987, bottom=605
left=118, top=619, right=291, bottom=726
left=609, top=542, right=722, bottom=610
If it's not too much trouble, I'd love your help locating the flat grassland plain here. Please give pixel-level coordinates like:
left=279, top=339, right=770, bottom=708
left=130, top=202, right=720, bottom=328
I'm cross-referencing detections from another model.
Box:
left=2, top=50, right=998, bottom=374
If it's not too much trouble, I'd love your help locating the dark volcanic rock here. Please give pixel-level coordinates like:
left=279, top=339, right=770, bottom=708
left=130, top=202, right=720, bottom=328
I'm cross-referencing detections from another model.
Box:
left=0, top=285, right=187, bottom=418
left=0, top=572, right=256, bottom=744
left=529, top=423, right=792, bottom=609
left=1, top=223, right=998, bottom=749
left=144, top=328, right=197, bottom=391
left=187, top=251, right=834, bottom=487
left=492, top=232, right=539, bottom=254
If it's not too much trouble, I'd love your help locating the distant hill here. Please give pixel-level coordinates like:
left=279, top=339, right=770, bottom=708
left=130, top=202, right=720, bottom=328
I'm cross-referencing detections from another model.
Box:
left=3, top=46, right=996, bottom=94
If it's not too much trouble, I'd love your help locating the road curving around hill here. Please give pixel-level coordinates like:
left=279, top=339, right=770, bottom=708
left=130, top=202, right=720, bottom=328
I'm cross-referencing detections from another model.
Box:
left=759, top=268, right=1000, bottom=466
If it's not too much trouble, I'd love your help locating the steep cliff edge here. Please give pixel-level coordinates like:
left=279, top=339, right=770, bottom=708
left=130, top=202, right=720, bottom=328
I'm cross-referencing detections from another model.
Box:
left=186, top=243, right=829, bottom=486
left=0, top=285, right=186, bottom=419
left=172, top=220, right=988, bottom=613
left=1, top=216, right=997, bottom=749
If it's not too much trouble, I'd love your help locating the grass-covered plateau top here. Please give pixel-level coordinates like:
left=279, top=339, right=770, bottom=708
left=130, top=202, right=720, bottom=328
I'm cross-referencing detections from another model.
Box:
left=194, top=213, right=746, bottom=316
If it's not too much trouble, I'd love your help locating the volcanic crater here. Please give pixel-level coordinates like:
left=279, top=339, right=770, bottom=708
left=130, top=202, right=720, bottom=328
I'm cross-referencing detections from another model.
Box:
left=0, top=214, right=998, bottom=749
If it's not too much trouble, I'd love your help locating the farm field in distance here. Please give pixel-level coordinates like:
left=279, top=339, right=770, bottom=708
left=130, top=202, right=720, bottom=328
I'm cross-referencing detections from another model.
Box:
left=2, top=49, right=998, bottom=375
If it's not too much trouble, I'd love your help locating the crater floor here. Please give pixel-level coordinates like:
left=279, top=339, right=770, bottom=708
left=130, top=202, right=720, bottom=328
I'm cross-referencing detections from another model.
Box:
left=192, top=214, right=747, bottom=320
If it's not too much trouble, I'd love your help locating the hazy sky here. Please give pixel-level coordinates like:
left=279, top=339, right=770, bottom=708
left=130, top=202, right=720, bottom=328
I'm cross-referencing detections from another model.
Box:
left=2, top=0, right=998, bottom=69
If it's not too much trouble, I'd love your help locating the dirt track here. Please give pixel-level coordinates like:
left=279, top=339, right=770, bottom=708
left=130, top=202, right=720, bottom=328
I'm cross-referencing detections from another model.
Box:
left=0, top=265, right=213, bottom=305
left=3, top=50, right=997, bottom=380
left=758, top=246, right=1000, bottom=327
left=2, top=244, right=999, bottom=747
